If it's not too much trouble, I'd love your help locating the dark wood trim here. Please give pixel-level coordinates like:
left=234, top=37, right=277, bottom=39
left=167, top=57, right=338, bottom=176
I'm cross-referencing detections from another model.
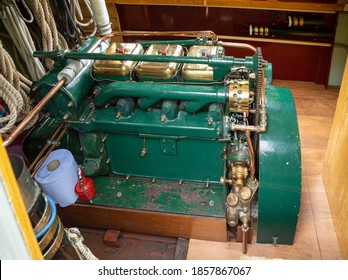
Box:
left=58, top=204, right=228, bottom=242
left=110, top=0, right=345, bottom=12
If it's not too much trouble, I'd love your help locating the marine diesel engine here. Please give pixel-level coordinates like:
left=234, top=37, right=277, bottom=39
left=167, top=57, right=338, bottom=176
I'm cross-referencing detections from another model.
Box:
left=4, top=31, right=301, bottom=253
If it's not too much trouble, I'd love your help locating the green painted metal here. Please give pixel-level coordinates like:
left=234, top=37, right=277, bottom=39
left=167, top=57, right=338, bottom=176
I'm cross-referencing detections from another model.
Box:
left=86, top=177, right=226, bottom=218
left=68, top=108, right=224, bottom=139
left=33, top=36, right=100, bottom=66
left=95, top=82, right=227, bottom=113
left=27, top=36, right=303, bottom=244
left=105, top=133, right=225, bottom=183
left=264, top=63, right=273, bottom=85
left=30, top=37, right=107, bottom=119
left=116, top=97, right=135, bottom=117
left=34, top=49, right=257, bottom=82
left=79, top=133, right=109, bottom=177
left=161, top=100, right=179, bottom=120
left=31, top=66, right=94, bottom=119
left=257, top=85, right=301, bottom=245
left=23, top=118, right=84, bottom=164
left=208, top=103, right=223, bottom=122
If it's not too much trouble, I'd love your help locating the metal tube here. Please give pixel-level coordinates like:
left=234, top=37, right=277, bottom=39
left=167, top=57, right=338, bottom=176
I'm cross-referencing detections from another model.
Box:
left=246, top=131, right=255, bottom=181
left=138, top=39, right=199, bottom=47
left=31, top=126, right=68, bottom=177
left=242, top=227, right=248, bottom=254
left=231, top=124, right=266, bottom=133
left=220, top=41, right=257, bottom=54
left=110, top=30, right=218, bottom=41
left=87, top=30, right=218, bottom=53
left=95, top=82, right=227, bottom=107
left=2, top=78, right=67, bottom=148
left=28, top=122, right=65, bottom=172
left=65, top=52, right=213, bottom=64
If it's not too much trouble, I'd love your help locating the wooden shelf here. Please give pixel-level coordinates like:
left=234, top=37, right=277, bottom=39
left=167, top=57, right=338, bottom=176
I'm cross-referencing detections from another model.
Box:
left=110, top=0, right=345, bottom=13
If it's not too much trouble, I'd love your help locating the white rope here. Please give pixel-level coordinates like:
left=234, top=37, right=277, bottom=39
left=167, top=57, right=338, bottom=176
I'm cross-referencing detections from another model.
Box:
left=72, top=0, right=97, bottom=36
left=18, top=71, right=33, bottom=87
left=0, top=4, right=45, bottom=80
left=0, top=43, right=38, bottom=134
left=26, top=0, right=70, bottom=68
left=65, top=228, right=99, bottom=260
left=26, top=0, right=53, bottom=68
left=0, top=74, right=21, bottom=134
left=0, top=42, right=30, bottom=119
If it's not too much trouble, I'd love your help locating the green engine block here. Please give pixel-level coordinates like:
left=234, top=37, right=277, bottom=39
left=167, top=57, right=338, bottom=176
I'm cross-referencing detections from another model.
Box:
left=25, top=34, right=301, bottom=248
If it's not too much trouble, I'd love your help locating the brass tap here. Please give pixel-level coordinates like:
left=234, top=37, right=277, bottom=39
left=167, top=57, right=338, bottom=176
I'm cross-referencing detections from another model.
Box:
left=220, top=176, right=233, bottom=185
left=231, top=164, right=248, bottom=190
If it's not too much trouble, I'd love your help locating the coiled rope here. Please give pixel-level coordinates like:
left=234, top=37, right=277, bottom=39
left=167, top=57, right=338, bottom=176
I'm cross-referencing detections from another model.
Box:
left=0, top=1, right=45, bottom=80
left=0, top=42, right=37, bottom=135
left=26, top=0, right=69, bottom=68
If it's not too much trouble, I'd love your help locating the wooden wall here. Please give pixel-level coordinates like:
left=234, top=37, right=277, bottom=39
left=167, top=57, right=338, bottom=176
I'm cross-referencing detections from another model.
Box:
left=323, top=57, right=348, bottom=259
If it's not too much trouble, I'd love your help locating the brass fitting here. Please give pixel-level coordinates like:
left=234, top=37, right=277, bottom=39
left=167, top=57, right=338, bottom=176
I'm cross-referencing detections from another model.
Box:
left=226, top=192, right=239, bottom=207
left=231, top=164, right=248, bottom=190
left=226, top=208, right=239, bottom=227
left=246, top=177, right=259, bottom=191
left=220, top=176, right=233, bottom=185
left=239, top=186, right=252, bottom=203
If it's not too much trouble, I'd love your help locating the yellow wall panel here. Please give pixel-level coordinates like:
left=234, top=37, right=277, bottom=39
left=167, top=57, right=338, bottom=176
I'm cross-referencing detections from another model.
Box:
left=323, top=56, right=348, bottom=260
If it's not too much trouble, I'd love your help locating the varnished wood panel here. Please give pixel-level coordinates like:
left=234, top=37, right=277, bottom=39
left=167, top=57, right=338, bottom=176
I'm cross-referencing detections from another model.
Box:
left=58, top=204, right=228, bottom=242
left=111, top=0, right=345, bottom=12
left=322, top=57, right=348, bottom=260
left=116, top=5, right=336, bottom=83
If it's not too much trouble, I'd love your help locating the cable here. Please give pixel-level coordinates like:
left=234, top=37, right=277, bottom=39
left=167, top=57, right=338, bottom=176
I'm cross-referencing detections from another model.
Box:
left=35, top=195, right=57, bottom=240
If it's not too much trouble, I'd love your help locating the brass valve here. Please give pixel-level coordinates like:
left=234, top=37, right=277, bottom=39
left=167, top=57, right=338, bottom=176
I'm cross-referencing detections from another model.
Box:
left=231, top=164, right=248, bottom=190
left=220, top=176, right=233, bottom=185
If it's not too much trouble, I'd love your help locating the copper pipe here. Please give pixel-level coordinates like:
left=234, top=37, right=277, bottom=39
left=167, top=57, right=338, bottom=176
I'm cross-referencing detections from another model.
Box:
left=28, top=122, right=65, bottom=172
left=242, top=226, right=248, bottom=254
left=31, top=126, right=68, bottom=177
left=246, top=131, right=255, bottom=181
left=232, top=124, right=266, bottom=133
left=2, top=78, right=67, bottom=148
left=115, top=30, right=218, bottom=41
left=219, top=41, right=257, bottom=54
